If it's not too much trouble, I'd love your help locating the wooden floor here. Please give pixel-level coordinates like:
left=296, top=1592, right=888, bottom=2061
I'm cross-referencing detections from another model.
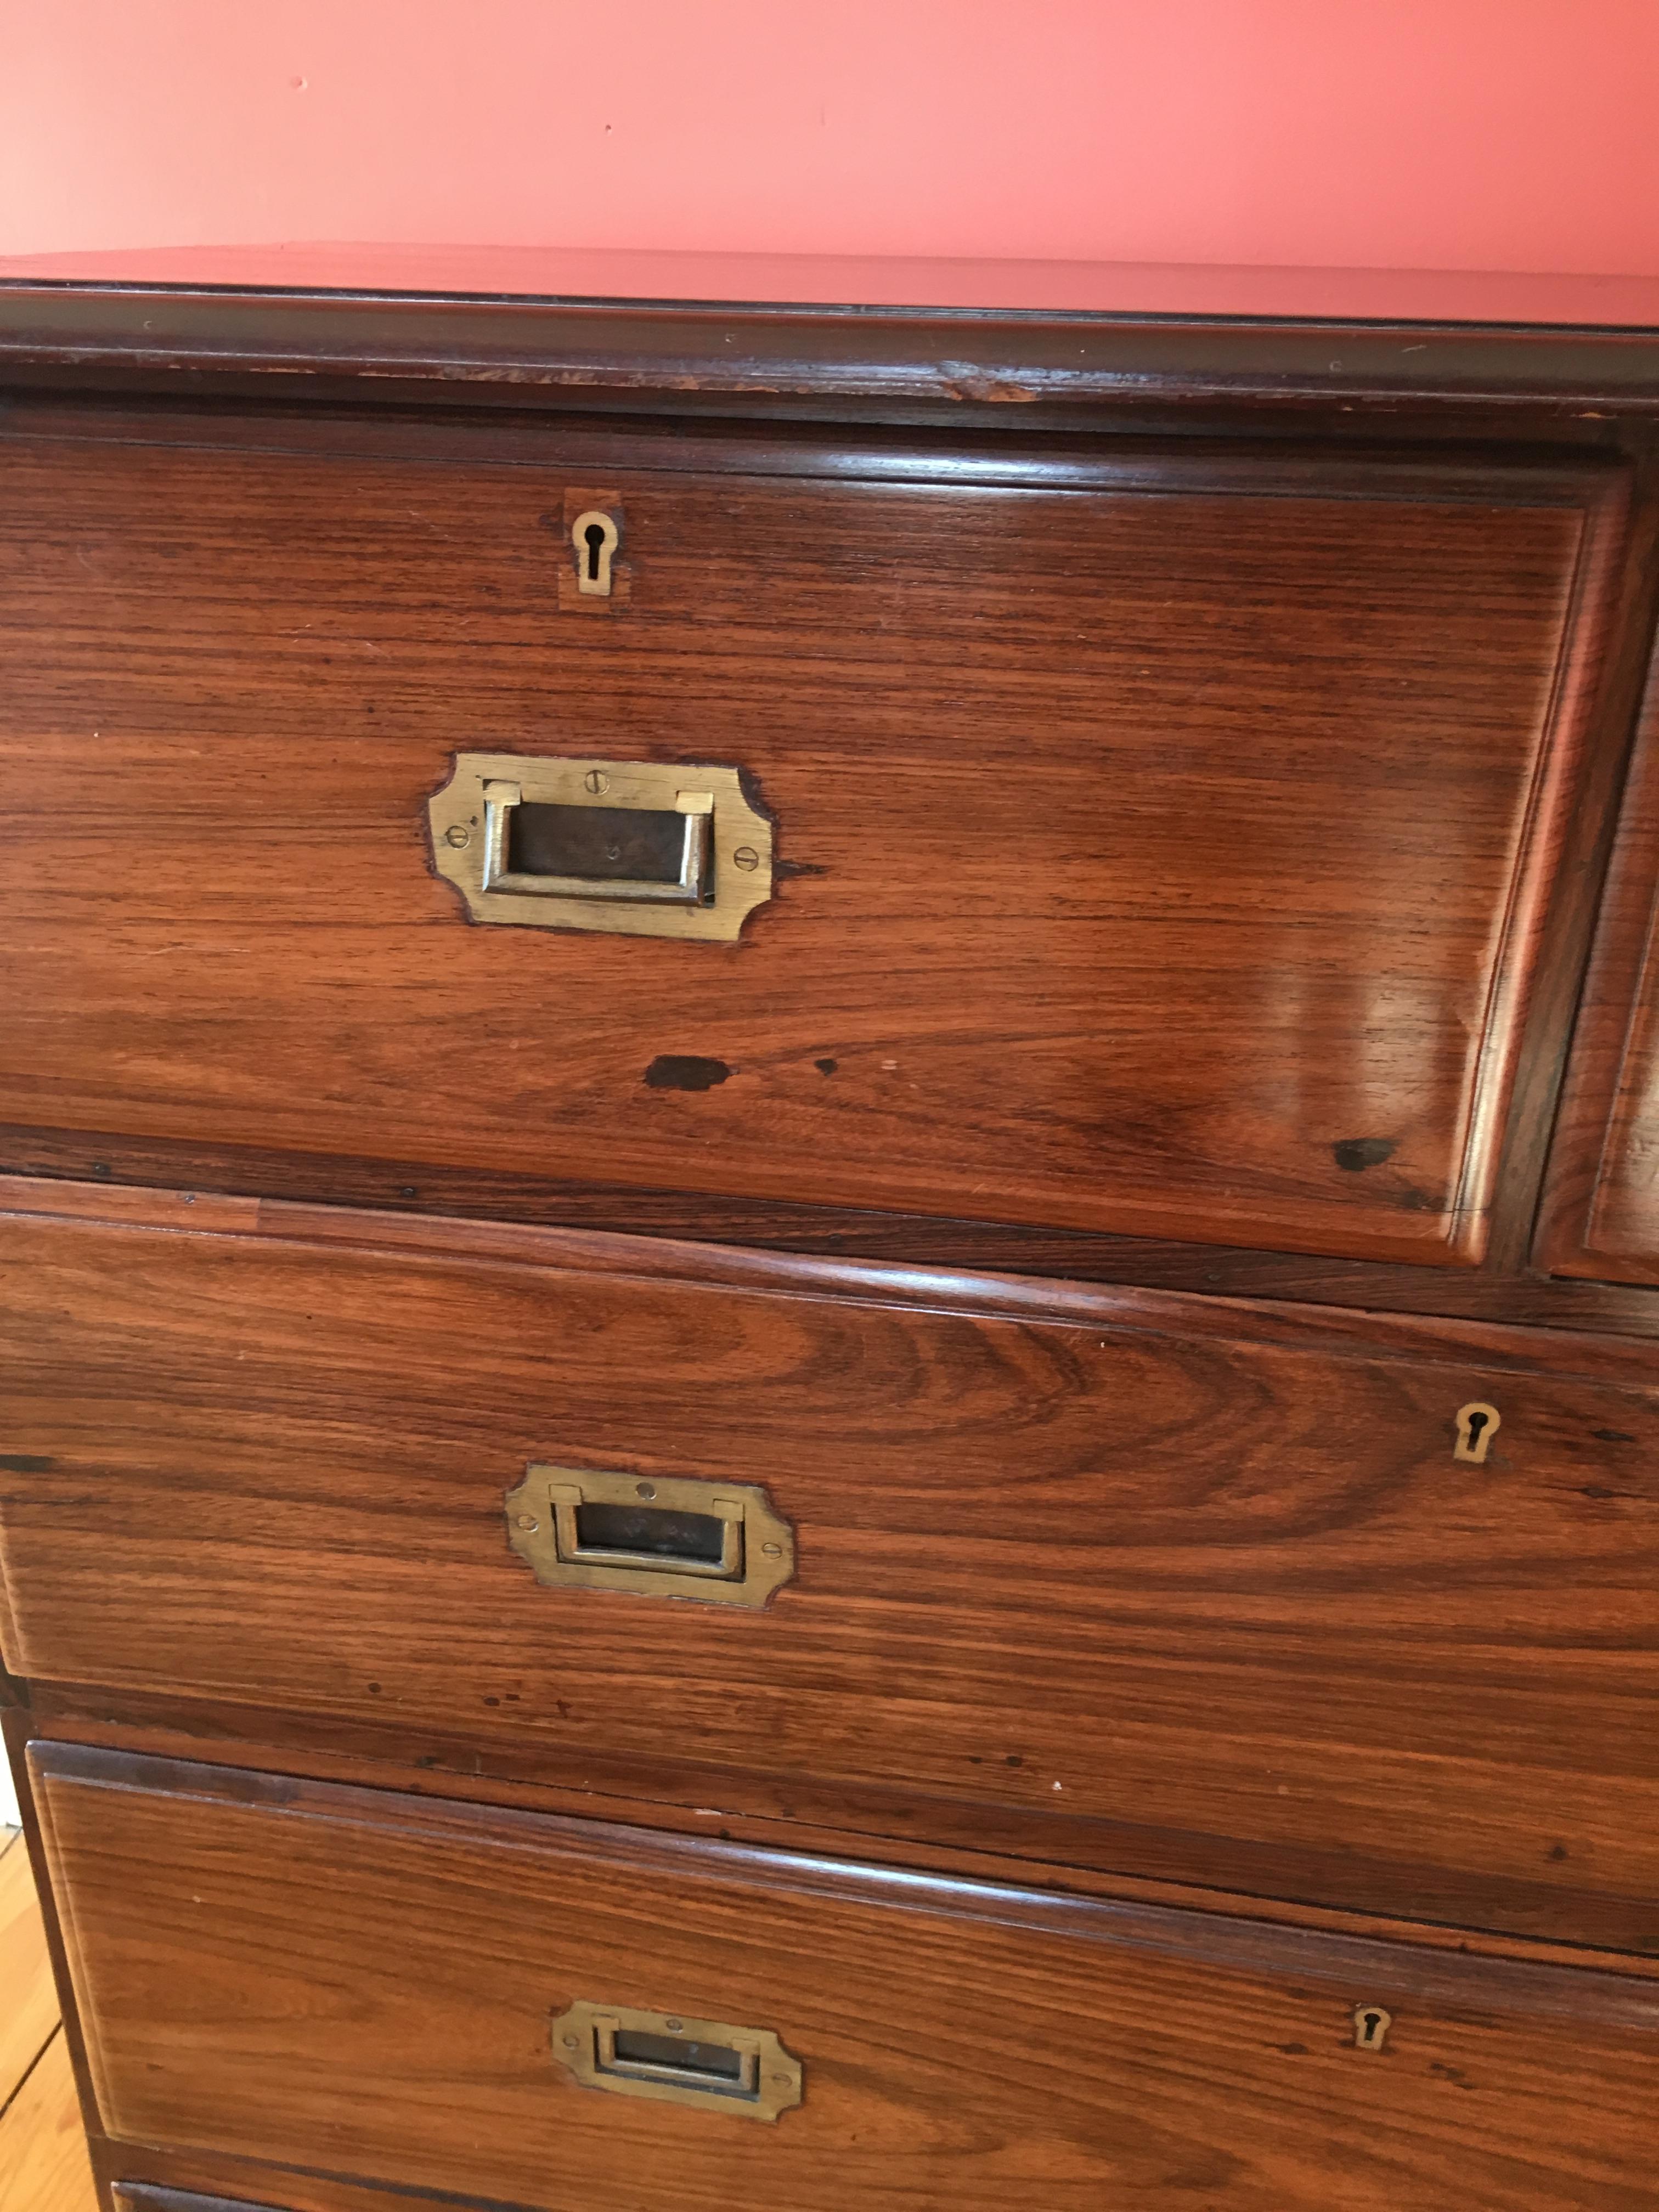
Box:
left=0, top=1829, right=98, bottom=2212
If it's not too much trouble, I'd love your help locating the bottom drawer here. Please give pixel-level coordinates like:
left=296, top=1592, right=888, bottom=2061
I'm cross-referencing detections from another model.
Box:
left=36, top=1745, right=1658, bottom=2212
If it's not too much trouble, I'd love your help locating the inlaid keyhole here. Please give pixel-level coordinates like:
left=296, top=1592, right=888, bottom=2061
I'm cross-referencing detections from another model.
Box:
left=571, top=509, right=620, bottom=597
left=1453, top=1401, right=1502, bottom=1463
left=1352, top=2004, right=1392, bottom=2051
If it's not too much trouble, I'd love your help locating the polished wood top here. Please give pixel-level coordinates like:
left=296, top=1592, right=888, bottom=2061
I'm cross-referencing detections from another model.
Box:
left=4, top=252, right=1659, bottom=411
left=2, top=244, right=1659, bottom=327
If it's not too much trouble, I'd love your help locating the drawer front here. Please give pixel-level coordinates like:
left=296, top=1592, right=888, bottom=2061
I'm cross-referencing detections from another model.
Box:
left=37, top=1747, right=1659, bottom=2212
left=1541, top=646, right=1659, bottom=1284
left=0, top=423, right=1625, bottom=1263
left=3, top=1201, right=1657, bottom=1946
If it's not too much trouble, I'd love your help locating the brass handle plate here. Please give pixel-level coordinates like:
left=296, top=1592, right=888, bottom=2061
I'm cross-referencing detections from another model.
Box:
left=552, top=2001, right=803, bottom=2123
left=505, top=1464, right=795, bottom=1607
left=427, top=753, right=774, bottom=940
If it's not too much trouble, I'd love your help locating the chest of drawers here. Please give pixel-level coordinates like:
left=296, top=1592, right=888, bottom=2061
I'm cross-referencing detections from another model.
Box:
left=2, top=266, right=1658, bottom=2211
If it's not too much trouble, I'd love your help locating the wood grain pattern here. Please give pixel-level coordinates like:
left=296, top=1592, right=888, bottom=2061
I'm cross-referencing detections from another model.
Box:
left=1541, top=637, right=1659, bottom=1283
left=0, top=2033, right=98, bottom=2212
left=2, top=285, right=1658, bottom=2212
left=10, top=1167, right=1659, bottom=1378
left=36, top=1678, right=1659, bottom=1989
left=14, top=1120, right=1659, bottom=1340
left=3, top=1206, right=1657, bottom=1945
left=1479, top=449, right=1659, bottom=1284
left=34, top=1747, right=1659, bottom=2212
left=0, top=1831, right=59, bottom=2115
left=0, top=421, right=1627, bottom=1264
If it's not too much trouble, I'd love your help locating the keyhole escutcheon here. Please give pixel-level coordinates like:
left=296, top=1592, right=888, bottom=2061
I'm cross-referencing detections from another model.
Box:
left=571, top=510, right=620, bottom=597
left=1352, top=2004, right=1392, bottom=2052
left=1453, top=1401, right=1502, bottom=1464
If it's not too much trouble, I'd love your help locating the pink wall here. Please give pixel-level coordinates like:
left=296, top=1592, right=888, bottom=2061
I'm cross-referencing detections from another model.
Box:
left=4, top=0, right=1658, bottom=276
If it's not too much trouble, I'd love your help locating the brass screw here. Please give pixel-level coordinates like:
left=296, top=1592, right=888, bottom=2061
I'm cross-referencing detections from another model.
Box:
left=664, top=2017, right=682, bottom=2033
left=515, top=1513, right=539, bottom=1532
left=584, top=769, right=610, bottom=795
left=772, top=2072, right=792, bottom=2086
left=732, top=845, right=760, bottom=870
left=762, top=1542, right=782, bottom=1557
left=444, top=823, right=471, bottom=848
left=563, top=2035, right=579, bottom=2050
left=637, top=1481, right=656, bottom=1499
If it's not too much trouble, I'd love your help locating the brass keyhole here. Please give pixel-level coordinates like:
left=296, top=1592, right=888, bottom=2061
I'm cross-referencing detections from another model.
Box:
left=1453, top=1401, right=1502, bottom=1463
left=570, top=509, right=620, bottom=597
left=1352, top=2004, right=1392, bottom=2051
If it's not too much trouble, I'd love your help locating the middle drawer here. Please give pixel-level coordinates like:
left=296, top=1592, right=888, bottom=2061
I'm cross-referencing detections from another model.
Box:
left=1, top=1193, right=1656, bottom=1947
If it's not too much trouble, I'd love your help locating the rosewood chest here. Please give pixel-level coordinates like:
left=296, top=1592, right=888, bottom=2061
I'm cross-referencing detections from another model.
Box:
left=2, top=260, right=1657, bottom=2211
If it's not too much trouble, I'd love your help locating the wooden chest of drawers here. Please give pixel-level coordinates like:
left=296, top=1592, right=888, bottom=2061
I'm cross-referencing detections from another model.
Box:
left=2, top=265, right=1658, bottom=2211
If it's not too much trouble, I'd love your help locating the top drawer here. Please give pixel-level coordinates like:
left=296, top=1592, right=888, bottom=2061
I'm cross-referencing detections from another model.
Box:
left=0, top=421, right=1625, bottom=1262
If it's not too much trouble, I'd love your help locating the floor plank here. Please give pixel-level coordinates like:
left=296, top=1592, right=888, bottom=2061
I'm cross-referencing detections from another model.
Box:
left=0, top=2032, right=98, bottom=2212
left=0, top=1835, right=58, bottom=2112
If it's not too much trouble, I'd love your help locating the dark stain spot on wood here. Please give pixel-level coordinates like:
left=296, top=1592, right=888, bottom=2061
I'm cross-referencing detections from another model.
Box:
left=91, top=1160, right=112, bottom=1177
left=0, top=1453, right=54, bottom=1472
left=645, top=1054, right=733, bottom=1092
left=815, top=1057, right=838, bottom=1075
left=1429, top=2061, right=1472, bottom=2088
left=1579, top=1486, right=1615, bottom=1501
left=415, top=1755, right=439, bottom=1769
left=483, top=1695, right=500, bottom=1707
left=398, top=1185, right=419, bottom=1199
left=1593, top=1427, right=1637, bottom=1443
left=366, top=1682, right=381, bottom=1695
left=1548, top=1842, right=1570, bottom=1860
left=1005, top=1753, right=1024, bottom=1768
left=1332, top=1137, right=1399, bottom=1172
left=774, top=859, right=828, bottom=878
left=1276, top=2042, right=1308, bottom=2056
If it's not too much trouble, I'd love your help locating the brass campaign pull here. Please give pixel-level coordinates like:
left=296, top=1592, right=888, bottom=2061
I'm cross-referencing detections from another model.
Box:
left=427, top=753, right=774, bottom=940
left=552, top=2001, right=804, bottom=2123
left=505, top=1465, right=795, bottom=1607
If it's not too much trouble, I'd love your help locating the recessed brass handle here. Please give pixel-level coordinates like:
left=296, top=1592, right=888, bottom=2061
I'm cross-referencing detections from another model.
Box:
left=505, top=1464, right=795, bottom=1607
left=482, top=776, right=712, bottom=907
left=552, top=2001, right=803, bottom=2123
left=428, top=753, right=775, bottom=940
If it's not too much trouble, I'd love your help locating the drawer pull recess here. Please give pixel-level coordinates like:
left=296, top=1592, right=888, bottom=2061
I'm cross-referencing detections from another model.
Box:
left=428, top=753, right=775, bottom=940
left=505, top=1464, right=795, bottom=1606
left=552, top=2001, right=804, bottom=2122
